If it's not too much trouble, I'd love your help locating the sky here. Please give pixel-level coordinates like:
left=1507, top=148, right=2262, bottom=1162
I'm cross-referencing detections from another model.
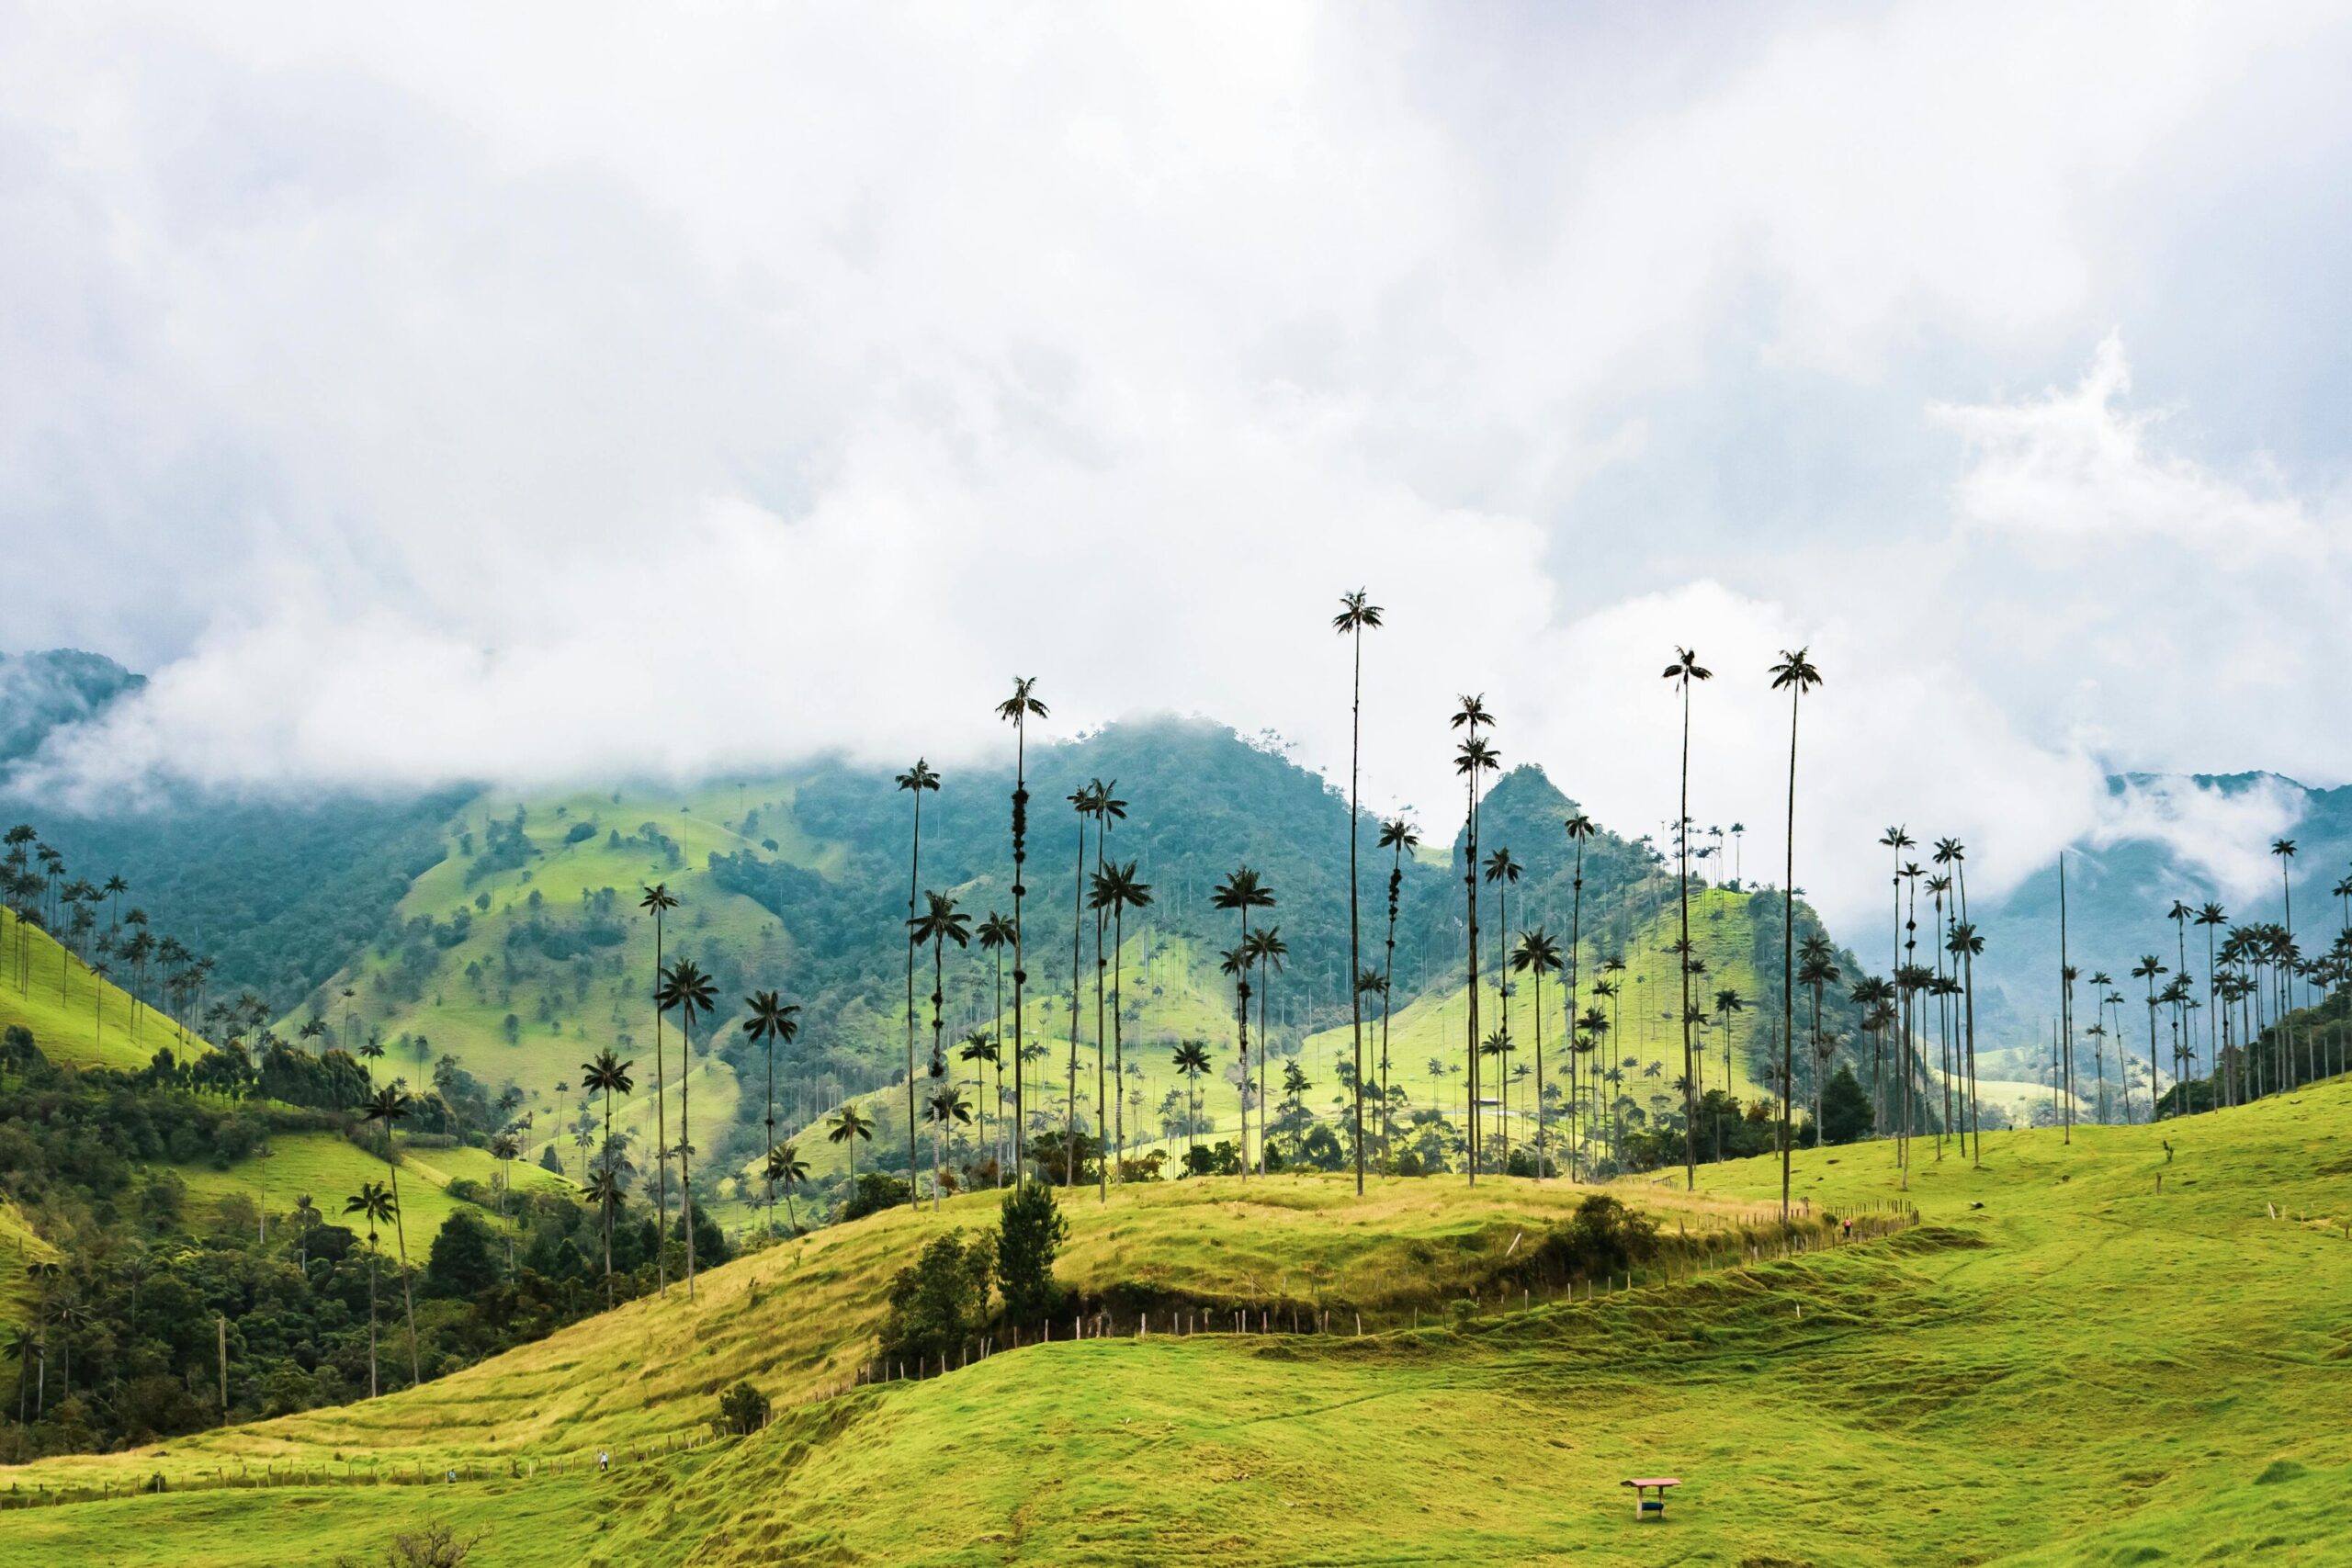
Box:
left=4, top=1, right=2350, bottom=929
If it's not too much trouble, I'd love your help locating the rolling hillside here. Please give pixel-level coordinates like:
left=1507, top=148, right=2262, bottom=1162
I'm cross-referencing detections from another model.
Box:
left=4, top=1076, right=2345, bottom=1565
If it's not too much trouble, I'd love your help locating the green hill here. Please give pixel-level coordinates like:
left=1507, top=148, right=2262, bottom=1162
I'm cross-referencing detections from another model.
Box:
left=5, top=1076, right=2346, bottom=1565
left=0, top=914, right=159, bottom=1071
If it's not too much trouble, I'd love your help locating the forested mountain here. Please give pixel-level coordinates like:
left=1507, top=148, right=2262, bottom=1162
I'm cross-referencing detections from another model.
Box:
left=1973, top=772, right=2352, bottom=1027
left=0, top=649, right=143, bottom=769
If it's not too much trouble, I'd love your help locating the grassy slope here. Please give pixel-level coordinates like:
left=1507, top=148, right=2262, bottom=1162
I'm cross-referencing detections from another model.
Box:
left=291, top=781, right=827, bottom=1187
left=0, top=915, right=161, bottom=1071
left=13, top=1077, right=2347, bottom=1566
left=168, top=1131, right=567, bottom=1255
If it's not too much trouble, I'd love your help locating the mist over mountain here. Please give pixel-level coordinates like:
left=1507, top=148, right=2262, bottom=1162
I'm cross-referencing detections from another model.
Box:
left=0, top=649, right=144, bottom=770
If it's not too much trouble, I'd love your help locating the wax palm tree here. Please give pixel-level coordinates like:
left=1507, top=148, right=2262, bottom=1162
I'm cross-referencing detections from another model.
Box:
left=959, top=1032, right=1003, bottom=1178
left=896, top=759, right=941, bottom=1204
left=925, top=1085, right=974, bottom=1211
left=1090, top=859, right=1152, bottom=1188
left=345, top=1180, right=397, bottom=1397
left=580, top=1048, right=634, bottom=1300
left=1246, top=923, right=1288, bottom=1177
left=977, top=911, right=1015, bottom=1170
left=1452, top=718, right=1499, bottom=1179
left=828, top=1103, right=876, bottom=1184
left=909, top=890, right=973, bottom=1202
left=1062, top=783, right=1103, bottom=1187
left=2132, top=955, right=2168, bottom=1118
left=764, top=1142, right=809, bottom=1233
left=637, top=882, right=680, bottom=1291
left=6, top=1325, right=36, bottom=1424
left=2271, top=838, right=2302, bottom=1083
left=741, top=990, right=800, bottom=1236
left=1376, top=818, right=1419, bottom=1161
left=2193, top=903, right=2228, bottom=1102
left=1711, top=987, right=1747, bottom=1161
left=1483, top=845, right=1522, bottom=1074
left=1510, top=928, right=1563, bottom=1178
left=1662, top=648, right=1711, bottom=1189
left=1212, top=867, right=1275, bottom=1177
left=1333, top=589, right=1385, bottom=1191
left=996, top=678, right=1049, bottom=1185
left=1083, top=781, right=1128, bottom=1197
left=1172, top=1040, right=1213, bottom=1161
left=1763, top=647, right=1824, bottom=1210
left=358, top=1085, right=421, bottom=1383
left=654, top=957, right=717, bottom=1295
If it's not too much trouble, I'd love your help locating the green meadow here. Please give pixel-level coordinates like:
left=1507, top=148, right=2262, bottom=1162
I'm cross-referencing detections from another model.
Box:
left=6, top=1074, right=2346, bottom=1565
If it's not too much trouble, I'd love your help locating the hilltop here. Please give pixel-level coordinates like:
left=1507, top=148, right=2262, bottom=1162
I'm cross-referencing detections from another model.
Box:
left=4, top=1074, right=2345, bottom=1566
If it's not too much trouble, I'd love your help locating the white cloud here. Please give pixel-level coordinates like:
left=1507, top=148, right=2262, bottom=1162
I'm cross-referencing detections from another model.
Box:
left=6, top=2, right=2352, bottom=933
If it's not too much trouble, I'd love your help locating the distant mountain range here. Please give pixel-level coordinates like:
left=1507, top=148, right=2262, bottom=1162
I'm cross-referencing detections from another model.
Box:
left=0, top=648, right=143, bottom=770
left=1973, top=772, right=2352, bottom=1031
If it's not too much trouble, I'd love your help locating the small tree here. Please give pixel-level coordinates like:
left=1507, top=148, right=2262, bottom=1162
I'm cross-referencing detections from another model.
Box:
left=1820, top=1064, right=1875, bottom=1145
left=713, top=1381, right=770, bottom=1436
left=878, top=1232, right=995, bottom=1367
left=995, top=1182, right=1069, bottom=1325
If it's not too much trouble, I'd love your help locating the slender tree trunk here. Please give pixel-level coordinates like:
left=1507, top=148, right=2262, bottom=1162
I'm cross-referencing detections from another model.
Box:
left=1348, top=625, right=1366, bottom=1192
left=1069, top=812, right=1087, bottom=1188
left=385, top=1146, right=420, bottom=1385
left=1679, top=683, right=1696, bottom=1190
left=906, top=791, right=923, bottom=1211
left=1112, top=905, right=1127, bottom=1188
left=681, top=1014, right=695, bottom=1299
left=367, top=1235, right=379, bottom=1399
left=1779, top=691, right=1801, bottom=1217
left=1094, top=821, right=1109, bottom=1204
left=1011, top=723, right=1030, bottom=1185
left=652, top=909, right=669, bottom=1295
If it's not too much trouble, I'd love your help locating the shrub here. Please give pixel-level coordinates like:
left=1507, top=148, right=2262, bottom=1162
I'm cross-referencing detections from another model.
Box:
left=1521, top=1194, right=1659, bottom=1283
left=712, top=1381, right=770, bottom=1437
left=995, top=1182, right=1069, bottom=1324
left=839, top=1172, right=912, bottom=1223
left=877, top=1231, right=995, bottom=1366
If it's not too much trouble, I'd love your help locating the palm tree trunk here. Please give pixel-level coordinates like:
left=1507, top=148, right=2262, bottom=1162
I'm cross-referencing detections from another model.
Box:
left=906, top=791, right=923, bottom=1211
left=1348, top=624, right=1366, bottom=1193
left=1112, top=905, right=1127, bottom=1186
left=933, top=932, right=947, bottom=1213
left=681, top=1014, right=697, bottom=1299
left=385, top=1152, right=420, bottom=1385
left=1068, top=812, right=1087, bottom=1188
left=1464, top=774, right=1480, bottom=1184
left=1011, top=727, right=1028, bottom=1185
left=1094, top=829, right=1109, bottom=1204
left=367, top=1236, right=379, bottom=1398
left=652, top=908, right=669, bottom=1295
left=1679, top=682, right=1696, bottom=1190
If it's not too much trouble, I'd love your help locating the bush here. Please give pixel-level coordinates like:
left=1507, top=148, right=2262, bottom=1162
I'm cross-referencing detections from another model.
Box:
left=839, top=1172, right=912, bottom=1223
left=995, top=1182, right=1069, bottom=1324
left=1820, top=1064, right=1874, bottom=1145
left=712, top=1381, right=770, bottom=1437
left=877, top=1231, right=995, bottom=1366
left=1520, top=1195, right=1658, bottom=1283
left=335, top=1520, right=484, bottom=1568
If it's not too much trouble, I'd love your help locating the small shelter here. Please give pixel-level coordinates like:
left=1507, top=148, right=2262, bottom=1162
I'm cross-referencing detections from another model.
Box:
left=1622, top=1476, right=1680, bottom=1521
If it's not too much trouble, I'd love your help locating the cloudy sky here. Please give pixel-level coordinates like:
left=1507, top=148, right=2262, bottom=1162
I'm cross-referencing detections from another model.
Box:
left=5, top=1, right=2349, bottom=925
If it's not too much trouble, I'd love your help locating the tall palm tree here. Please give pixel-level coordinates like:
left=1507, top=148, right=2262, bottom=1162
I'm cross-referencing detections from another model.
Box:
left=1662, top=648, right=1712, bottom=1189
left=2132, top=954, right=2168, bottom=1118
left=637, top=882, right=680, bottom=1292
left=1086, top=782, right=1128, bottom=1197
left=1452, top=706, right=1498, bottom=1179
left=896, top=760, right=942, bottom=1208
left=1711, top=987, right=1746, bottom=1161
left=2272, top=839, right=2301, bottom=1083
left=764, top=1143, right=809, bottom=1233
left=996, top=677, right=1049, bottom=1184
left=1376, top=818, right=1419, bottom=1163
left=829, top=1103, right=876, bottom=1184
left=1172, top=1040, right=1212, bottom=1162
left=977, top=911, right=1015, bottom=1174
left=291, top=1192, right=319, bottom=1275
left=357, top=1034, right=386, bottom=1083
left=1245, top=923, right=1288, bottom=1177
left=741, top=992, right=800, bottom=1236
left=909, top=890, right=974, bottom=1203
left=1483, top=847, right=1522, bottom=1096
left=580, top=1048, right=634, bottom=1302
left=959, top=1031, right=1003, bottom=1178
left=1768, top=648, right=1822, bottom=1212
left=358, top=1085, right=421, bottom=1384
left=1510, top=929, right=1563, bottom=1177
left=654, top=957, right=717, bottom=1298
left=1064, top=782, right=1102, bottom=1187
left=1090, top=858, right=1152, bottom=1189
left=2194, top=903, right=2228, bottom=1103
left=345, top=1180, right=397, bottom=1398
left=1211, top=867, right=1275, bottom=1178
left=6, top=1325, right=36, bottom=1424
left=925, top=1085, right=973, bottom=1212
left=1333, top=589, right=1384, bottom=1192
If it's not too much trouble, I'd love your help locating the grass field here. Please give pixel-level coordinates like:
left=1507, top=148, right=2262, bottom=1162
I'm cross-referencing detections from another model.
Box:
left=6, top=1071, right=2344, bottom=1566
left=165, top=1130, right=568, bottom=1257
left=0, top=915, right=164, bottom=1072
